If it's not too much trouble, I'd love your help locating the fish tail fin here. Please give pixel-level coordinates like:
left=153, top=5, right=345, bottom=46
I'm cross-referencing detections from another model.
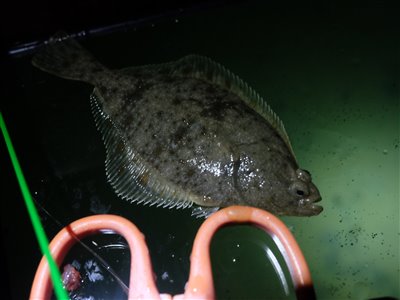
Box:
left=32, top=32, right=106, bottom=84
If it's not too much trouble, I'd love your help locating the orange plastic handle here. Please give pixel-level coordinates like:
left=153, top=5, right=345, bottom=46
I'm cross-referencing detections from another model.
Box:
left=30, top=206, right=315, bottom=299
left=184, top=206, right=315, bottom=300
left=30, top=214, right=161, bottom=299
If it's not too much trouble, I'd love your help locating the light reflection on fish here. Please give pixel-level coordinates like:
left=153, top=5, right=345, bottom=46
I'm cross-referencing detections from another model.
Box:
left=32, top=32, right=322, bottom=218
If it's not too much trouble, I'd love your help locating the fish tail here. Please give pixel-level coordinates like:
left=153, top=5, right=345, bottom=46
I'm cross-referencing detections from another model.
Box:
left=32, top=32, right=106, bottom=84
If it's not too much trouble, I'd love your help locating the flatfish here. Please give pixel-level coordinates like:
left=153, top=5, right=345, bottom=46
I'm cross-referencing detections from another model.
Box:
left=32, top=32, right=322, bottom=218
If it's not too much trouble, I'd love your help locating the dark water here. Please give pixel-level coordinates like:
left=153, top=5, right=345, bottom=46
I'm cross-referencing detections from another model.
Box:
left=1, top=1, right=398, bottom=299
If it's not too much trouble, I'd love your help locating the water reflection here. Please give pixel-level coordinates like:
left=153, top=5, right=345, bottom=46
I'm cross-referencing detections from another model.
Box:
left=211, top=226, right=295, bottom=299
left=264, top=246, right=290, bottom=296
left=60, top=224, right=297, bottom=299
left=61, top=233, right=131, bottom=300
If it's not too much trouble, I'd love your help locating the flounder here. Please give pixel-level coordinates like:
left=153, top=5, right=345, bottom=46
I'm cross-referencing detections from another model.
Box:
left=32, top=32, right=322, bottom=218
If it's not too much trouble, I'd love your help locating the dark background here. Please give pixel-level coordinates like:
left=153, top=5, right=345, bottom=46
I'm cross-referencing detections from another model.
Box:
left=1, top=0, right=240, bottom=52
left=2, top=0, right=398, bottom=52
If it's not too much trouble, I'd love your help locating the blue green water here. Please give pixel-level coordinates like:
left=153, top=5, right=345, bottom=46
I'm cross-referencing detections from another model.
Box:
left=2, top=1, right=398, bottom=299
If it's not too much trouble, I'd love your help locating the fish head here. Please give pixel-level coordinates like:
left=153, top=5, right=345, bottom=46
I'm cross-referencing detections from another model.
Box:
left=268, top=167, right=323, bottom=216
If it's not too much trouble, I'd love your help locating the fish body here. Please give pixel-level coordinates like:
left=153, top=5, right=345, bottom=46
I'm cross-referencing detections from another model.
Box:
left=32, top=32, right=322, bottom=217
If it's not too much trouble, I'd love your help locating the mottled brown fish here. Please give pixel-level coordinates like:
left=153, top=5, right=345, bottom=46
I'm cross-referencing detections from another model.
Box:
left=32, top=32, right=322, bottom=218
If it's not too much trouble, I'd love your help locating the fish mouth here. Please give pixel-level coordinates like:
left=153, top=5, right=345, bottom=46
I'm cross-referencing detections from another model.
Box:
left=298, top=195, right=323, bottom=216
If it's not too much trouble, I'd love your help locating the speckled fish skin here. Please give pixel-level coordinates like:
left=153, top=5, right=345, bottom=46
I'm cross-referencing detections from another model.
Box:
left=32, top=32, right=322, bottom=217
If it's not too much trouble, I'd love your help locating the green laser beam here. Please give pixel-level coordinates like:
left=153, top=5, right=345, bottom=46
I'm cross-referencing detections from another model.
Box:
left=0, top=111, right=69, bottom=299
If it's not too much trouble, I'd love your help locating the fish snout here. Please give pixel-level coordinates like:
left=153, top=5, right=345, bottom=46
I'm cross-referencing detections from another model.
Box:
left=298, top=183, right=322, bottom=215
left=308, top=182, right=322, bottom=202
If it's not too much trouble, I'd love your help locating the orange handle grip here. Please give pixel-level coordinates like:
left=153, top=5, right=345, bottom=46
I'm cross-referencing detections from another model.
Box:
left=30, top=206, right=315, bottom=299
left=184, top=206, right=315, bottom=299
left=30, top=214, right=160, bottom=299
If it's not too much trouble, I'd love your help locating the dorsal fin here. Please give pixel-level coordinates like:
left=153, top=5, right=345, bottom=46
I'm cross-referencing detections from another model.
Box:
left=173, top=55, right=297, bottom=160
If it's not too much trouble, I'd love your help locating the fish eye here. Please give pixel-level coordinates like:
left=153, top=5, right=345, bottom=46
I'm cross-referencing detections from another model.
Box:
left=296, top=169, right=311, bottom=182
left=289, top=181, right=309, bottom=198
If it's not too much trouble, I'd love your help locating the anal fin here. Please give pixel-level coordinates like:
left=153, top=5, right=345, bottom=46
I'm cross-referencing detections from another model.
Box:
left=90, top=91, right=194, bottom=212
left=191, top=206, right=220, bottom=218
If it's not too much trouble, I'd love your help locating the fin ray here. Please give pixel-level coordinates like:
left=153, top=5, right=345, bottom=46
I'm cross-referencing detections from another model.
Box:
left=176, top=55, right=296, bottom=160
left=191, top=206, right=220, bottom=218
left=90, top=92, right=194, bottom=211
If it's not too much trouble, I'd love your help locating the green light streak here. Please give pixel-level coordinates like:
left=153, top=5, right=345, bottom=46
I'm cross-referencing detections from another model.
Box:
left=0, top=112, right=68, bottom=299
